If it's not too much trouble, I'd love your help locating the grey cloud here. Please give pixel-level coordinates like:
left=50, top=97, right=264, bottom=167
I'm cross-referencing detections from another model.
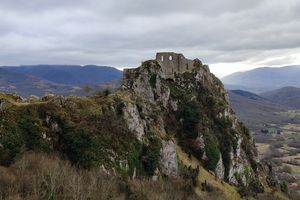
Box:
left=0, top=0, right=299, bottom=70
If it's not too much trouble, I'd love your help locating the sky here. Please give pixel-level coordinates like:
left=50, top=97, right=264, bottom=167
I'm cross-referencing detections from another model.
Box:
left=0, top=0, right=300, bottom=77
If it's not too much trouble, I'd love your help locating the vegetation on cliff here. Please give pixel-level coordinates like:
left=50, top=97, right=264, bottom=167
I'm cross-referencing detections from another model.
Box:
left=0, top=58, right=291, bottom=199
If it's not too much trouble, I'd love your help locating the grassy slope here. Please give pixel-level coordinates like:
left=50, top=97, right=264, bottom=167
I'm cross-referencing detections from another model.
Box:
left=176, top=144, right=242, bottom=200
left=228, top=90, right=290, bottom=132
left=177, top=144, right=290, bottom=200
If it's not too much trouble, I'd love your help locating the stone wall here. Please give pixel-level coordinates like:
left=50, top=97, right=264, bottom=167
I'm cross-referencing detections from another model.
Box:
left=155, top=52, right=194, bottom=79
left=123, top=52, right=195, bottom=81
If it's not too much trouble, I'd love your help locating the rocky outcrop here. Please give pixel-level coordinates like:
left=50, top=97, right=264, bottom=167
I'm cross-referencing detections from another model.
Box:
left=123, top=103, right=145, bottom=141
left=122, top=54, right=258, bottom=184
left=215, top=155, right=225, bottom=179
left=159, top=140, right=178, bottom=177
left=0, top=53, right=263, bottom=200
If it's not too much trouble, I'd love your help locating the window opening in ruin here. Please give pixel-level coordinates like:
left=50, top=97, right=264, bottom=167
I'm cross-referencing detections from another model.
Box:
left=169, top=56, right=172, bottom=60
left=161, top=56, right=164, bottom=62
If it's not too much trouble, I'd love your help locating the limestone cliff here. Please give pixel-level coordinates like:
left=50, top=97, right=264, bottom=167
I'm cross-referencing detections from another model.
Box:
left=122, top=56, right=258, bottom=184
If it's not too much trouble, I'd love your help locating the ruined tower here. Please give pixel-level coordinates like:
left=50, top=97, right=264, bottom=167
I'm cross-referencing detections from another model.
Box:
left=123, top=52, right=195, bottom=83
left=155, top=52, right=194, bottom=79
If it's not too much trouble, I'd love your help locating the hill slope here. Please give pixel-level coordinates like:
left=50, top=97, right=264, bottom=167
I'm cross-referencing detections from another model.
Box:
left=228, top=90, right=291, bottom=131
left=0, top=56, right=288, bottom=199
left=260, top=86, right=300, bottom=109
left=223, top=65, right=300, bottom=93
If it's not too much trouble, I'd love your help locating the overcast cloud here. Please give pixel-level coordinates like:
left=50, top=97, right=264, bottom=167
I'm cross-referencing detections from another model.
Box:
left=0, top=0, right=300, bottom=77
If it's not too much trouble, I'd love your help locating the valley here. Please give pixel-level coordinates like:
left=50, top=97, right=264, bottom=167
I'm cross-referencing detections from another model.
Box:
left=228, top=87, right=300, bottom=196
left=255, top=120, right=300, bottom=191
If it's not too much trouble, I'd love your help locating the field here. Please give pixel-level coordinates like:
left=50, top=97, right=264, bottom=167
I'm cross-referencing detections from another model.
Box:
left=253, top=110, right=300, bottom=192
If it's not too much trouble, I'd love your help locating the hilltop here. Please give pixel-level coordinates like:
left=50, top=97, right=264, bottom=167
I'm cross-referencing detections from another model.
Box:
left=0, top=53, right=290, bottom=199
left=228, top=90, right=291, bottom=131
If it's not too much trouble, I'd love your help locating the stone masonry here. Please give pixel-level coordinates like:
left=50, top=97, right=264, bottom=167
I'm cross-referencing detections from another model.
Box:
left=155, top=52, right=194, bottom=79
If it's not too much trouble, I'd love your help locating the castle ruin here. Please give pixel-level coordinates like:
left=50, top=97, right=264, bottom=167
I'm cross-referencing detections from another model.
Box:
left=155, top=52, right=194, bottom=79
left=123, top=52, right=195, bottom=82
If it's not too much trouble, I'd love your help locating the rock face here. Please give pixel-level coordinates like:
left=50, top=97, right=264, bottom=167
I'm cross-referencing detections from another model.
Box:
left=159, top=140, right=178, bottom=177
left=228, top=138, right=246, bottom=184
left=122, top=53, right=258, bottom=184
left=123, top=103, right=145, bottom=141
left=215, top=155, right=225, bottom=179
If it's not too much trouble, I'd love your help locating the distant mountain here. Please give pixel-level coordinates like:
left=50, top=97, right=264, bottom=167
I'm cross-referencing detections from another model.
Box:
left=0, top=65, right=122, bottom=97
left=223, top=84, right=258, bottom=92
left=0, top=69, right=81, bottom=97
left=223, top=65, right=300, bottom=93
left=228, top=90, right=293, bottom=131
left=260, top=86, right=300, bottom=109
left=230, top=90, right=267, bottom=101
left=2, top=65, right=122, bottom=86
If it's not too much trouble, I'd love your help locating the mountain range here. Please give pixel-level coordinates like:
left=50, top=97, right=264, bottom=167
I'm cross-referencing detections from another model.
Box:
left=228, top=90, right=293, bottom=131
left=0, top=65, right=122, bottom=97
left=223, top=65, right=300, bottom=132
left=222, top=65, right=300, bottom=93
left=260, top=86, right=300, bottom=109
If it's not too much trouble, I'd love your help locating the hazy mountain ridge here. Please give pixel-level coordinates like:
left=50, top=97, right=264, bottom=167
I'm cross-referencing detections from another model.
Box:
left=230, top=90, right=268, bottom=101
left=223, top=65, right=300, bottom=93
left=3, top=65, right=122, bottom=86
left=0, top=65, right=122, bottom=97
left=228, top=89, right=294, bottom=131
left=260, top=86, right=300, bottom=109
left=0, top=68, right=81, bottom=97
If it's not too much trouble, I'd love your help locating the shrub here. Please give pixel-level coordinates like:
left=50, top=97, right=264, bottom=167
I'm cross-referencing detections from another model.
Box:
left=149, top=73, right=157, bottom=88
left=141, top=137, right=161, bottom=176
left=280, top=181, right=289, bottom=194
left=204, top=134, right=220, bottom=171
left=103, top=88, right=111, bottom=96
left=127, top=143, right=141, bottom=177
left=235, top=166, right=264, bottom=197
left=0, top=126, right=24, bottom=166
left=0, top=153, right=125, bottom=200
left=177, top=101, right=201, bottom=139
left=59, top=124, right=98, bottom=169
left=18, top=113, right=49, bottom=152
left=249, top=177, right=264, bottom=194
left=179, top=162, right=200, bottom=186
left=0, top=108, right=51, bottom=166
left=115, top=99, right=125, bottom=115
